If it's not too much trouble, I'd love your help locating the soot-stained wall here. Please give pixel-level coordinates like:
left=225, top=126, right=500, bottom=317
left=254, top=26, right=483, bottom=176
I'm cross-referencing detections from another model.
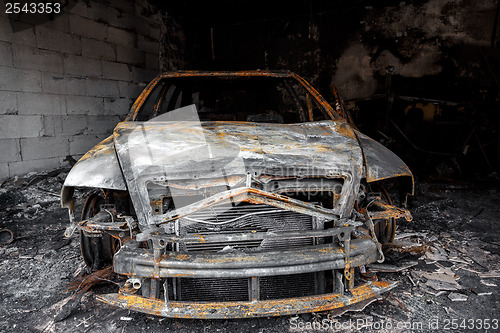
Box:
left=161, top=0, right=499, bottom=102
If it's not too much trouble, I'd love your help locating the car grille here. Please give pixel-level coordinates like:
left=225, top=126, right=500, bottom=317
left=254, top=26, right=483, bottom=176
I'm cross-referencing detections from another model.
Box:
left=179, top=273, right=320, bottom=302
left=179, top=203, right=314, bottom=252
left=176, top=203, right=321, bottom=302
left=179, top=277, right=249, bottom=302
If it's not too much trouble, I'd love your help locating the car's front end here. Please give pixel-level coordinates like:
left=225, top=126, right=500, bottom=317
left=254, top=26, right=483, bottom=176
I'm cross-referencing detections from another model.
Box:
left=61, top=71, right=413, bottom=318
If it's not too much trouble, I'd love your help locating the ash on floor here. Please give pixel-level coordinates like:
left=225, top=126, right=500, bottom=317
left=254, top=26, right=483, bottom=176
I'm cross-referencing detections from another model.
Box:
left=0, top=171, right=499, bottom=333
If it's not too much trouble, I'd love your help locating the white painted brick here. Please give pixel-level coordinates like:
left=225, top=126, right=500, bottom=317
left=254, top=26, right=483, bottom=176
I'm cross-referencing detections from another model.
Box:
left=63, top=54, right=102, bottom=77
left=66, top=76, right=88, bottom=95
left=66, top=95, right=104, bottom=115
left=20, top=136, right=69, bottom=161
left=39, top=14, right=70, bottom=33
left=145, top=53, right=159, bottom=71
left=102, top=61, right=133, bottom=81
left=63, top=1, right=89, bottom=17
left=87, top=3, right=134, bottom=30
left=149, top=24, right=161, bottom=40
left=0, top=41, right=12, bottom=66
left=132, top=67, right=156, bottom=83
left=0, top=162, right=9, bottom=181
left=104, top=97, right=133, bottom=115
left=85, top=78, right=120, bottom=97
left=0, top=115, right=43, bottom=139
left=107, top=26, right=134, bottom=48
left=41, top=72, right=87, bottom=95
left=35, top=26, right=81, bottom=55
left=13, top=44, right=64, bottom=73
left=42, top=115, right=63, bottom=137
left=9, top=157, right=61, bottom=176
left=110, top=0, right=135, bottom=15
left=82, top=38, right=116, bottom=61
left=41, top=72, right=66, bottom=94
left=0, top=91, right=17, bottom=115
left=133, top=16, right=150, bottom=36
left=69, top=14, right=107, bottom=41
left=71, top=154, right=84, bottom=162
left=87, top=115, right=120, bottom=135
left=17, top=92, right=66, bottom=116
left=11, top=21, right=38, bottom=47
left=118, top=81, right=143, bottom=98
left=116, top=45, right=144, bottom=65
left=134, top=3, right=146, bottom=17
left=0, top=16, right=12, bottom=42
left=69, top=134, right=106, bottom=155
left=0, top=139, right=21, bottom=163
left=61, top=115, right=88, bottom=135
left=136, top=34, right=158, bottom=55
left=0, top=66, right=41, bottom=92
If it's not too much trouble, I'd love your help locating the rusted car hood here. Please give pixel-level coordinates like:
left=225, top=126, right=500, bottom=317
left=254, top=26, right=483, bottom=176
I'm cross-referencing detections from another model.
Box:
left=113, top=120, right=364, bottom=181
left=111, top=119, right=365, bottom=225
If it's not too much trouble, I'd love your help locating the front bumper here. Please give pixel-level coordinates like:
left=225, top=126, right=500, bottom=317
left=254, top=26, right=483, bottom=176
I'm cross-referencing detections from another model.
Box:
left=99, top=237, right=393, bottom=318
left=98, top=281, right=397, bottom=319
left=113, top=238, right=378, bottom=278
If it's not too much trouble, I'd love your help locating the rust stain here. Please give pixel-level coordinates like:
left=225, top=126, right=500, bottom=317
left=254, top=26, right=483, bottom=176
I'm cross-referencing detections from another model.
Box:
left=333, top=121, right=357, bottom=139
left=79, top=135, right=115, bottom=161
left=97, top=281, right=396, bottom=319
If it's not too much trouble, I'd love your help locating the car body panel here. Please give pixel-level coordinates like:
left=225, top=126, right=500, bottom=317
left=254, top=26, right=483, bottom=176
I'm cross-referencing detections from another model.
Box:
left=355, top=131, right=414, bottom=194
left=63, top=136, right=126, bottom=190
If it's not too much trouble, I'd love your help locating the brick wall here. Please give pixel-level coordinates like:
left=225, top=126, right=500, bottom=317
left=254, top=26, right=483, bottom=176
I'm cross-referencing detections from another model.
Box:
left=0, top=0, right=161, bottom=180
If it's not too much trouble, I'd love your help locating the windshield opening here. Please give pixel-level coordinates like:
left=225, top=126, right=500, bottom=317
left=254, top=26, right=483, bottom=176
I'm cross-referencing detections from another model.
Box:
left=135, top=77, right=332, bottom=123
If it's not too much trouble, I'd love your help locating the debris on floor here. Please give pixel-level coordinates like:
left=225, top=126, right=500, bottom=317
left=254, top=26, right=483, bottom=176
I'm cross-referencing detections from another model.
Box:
left=0, top=172, right=499, bottom=332
left=448, top=292, right=468, bottom=302
left=0, top=229, right=14, bottom=246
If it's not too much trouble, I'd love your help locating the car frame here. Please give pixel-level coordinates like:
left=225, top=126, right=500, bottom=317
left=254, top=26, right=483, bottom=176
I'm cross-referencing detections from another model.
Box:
left=61, top=70, right=413, bottom=319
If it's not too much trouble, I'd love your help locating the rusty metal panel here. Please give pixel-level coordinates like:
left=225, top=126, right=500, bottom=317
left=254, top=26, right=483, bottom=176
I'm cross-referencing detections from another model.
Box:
left=355, top=130, right=414, bottom=193
left=113, top=238, right=378, bottom=278
left=96, top=281, right=397, bottom=319
left=63, top=135, right=126, bottom=190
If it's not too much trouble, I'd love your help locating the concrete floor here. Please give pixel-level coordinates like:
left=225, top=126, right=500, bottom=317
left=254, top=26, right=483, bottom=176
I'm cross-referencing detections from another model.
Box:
left=0, top=173, right=499, bottom=332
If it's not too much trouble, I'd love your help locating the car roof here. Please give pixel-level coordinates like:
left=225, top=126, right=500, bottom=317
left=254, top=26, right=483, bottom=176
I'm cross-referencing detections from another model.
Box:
left=157, top=70, right=294, bottom=78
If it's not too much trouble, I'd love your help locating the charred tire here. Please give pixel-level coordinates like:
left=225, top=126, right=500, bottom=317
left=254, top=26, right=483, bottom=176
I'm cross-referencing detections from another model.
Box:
left=80, top=192, right=119, bottom=270
left=372, top=185, right=396, bottom=251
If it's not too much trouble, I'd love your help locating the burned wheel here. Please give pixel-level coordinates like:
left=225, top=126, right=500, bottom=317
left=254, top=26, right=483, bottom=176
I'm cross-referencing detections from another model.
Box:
left=80, top=192, right=119, bottom=270
left=371, top=185, right=396, bottom=250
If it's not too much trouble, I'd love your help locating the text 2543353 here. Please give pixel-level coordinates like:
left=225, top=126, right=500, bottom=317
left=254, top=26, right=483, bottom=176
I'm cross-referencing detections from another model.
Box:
left=5, top=2, right=61, bottom=14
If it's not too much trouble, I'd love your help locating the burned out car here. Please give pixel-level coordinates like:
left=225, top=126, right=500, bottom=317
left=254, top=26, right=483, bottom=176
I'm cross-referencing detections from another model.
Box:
left=61, top=70, right=413, bottom=319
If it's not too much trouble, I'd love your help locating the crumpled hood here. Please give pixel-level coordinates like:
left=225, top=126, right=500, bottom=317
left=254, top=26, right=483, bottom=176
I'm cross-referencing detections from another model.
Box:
left=112, top=120, right=364, bottom=181
left=113, top=119, right=365, bottom=225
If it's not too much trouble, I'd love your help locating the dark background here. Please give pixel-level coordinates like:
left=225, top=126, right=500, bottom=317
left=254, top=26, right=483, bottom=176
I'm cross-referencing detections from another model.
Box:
left=153, top=0, right=500, bottom=178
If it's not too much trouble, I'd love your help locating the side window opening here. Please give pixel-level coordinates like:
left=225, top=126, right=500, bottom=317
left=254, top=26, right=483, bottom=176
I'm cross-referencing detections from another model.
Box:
left=290, top=81, right=331, bottom=122
left=135, top=83, right=164, bottom=121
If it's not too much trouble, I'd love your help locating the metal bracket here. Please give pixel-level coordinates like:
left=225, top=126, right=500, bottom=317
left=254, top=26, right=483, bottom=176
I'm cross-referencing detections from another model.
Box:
left=363, top=210, right=385, bottom=263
